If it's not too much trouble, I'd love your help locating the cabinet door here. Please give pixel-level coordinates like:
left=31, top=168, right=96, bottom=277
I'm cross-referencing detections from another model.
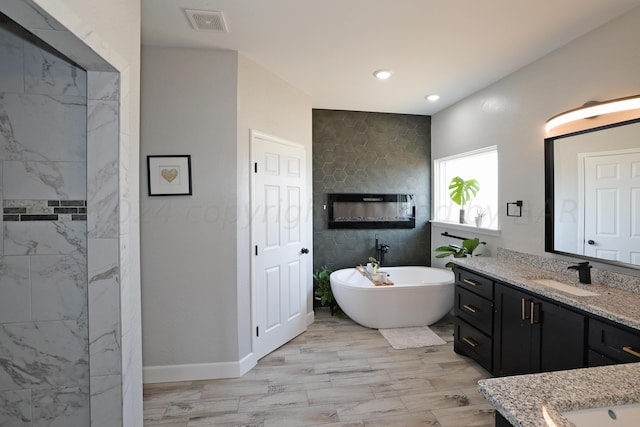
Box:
left=493, top=283, right=535, bottom=376
left=494, top=282, right=586, bottom=376
left=538, top=301, right=586, bottom=372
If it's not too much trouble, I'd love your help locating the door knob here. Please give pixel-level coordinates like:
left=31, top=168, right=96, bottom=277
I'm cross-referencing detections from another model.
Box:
left=301, top=248, right=309, bottom=254
left=587, top=240, right=595, bottom=245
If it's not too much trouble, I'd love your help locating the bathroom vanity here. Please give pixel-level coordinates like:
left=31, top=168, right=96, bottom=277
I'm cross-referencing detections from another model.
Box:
left=451, top=250, right=640, bottom=426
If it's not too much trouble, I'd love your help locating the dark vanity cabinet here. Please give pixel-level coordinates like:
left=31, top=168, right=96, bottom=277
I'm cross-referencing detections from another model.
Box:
left=588, top=318, right=640, bottom=366
left=453, top=265, right=640, bottom=379
left=453, top=268, right=494, bottom=372
left=453, top=266, right=586, bottom=376
left=452, top=265, right=640, bottom=427
left=493, top=282, right=586, bottom=376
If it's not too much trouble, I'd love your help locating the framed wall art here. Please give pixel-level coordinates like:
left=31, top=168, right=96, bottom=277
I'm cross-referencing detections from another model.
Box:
left=147, top=155, right=192, bottom=196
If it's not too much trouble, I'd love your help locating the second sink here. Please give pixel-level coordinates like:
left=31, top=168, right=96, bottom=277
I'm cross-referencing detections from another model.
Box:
left=562, top=403, right=640, bottom=426
left=531, top=279, right=600, bottom=297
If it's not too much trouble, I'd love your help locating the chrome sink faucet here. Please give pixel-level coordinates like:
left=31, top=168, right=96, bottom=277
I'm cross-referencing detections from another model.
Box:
left=568, top=262, right=592, bottom=284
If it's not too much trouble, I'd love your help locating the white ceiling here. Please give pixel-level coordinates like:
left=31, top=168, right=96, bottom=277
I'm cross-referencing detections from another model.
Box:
left=141, top=0, right=640, bottom=116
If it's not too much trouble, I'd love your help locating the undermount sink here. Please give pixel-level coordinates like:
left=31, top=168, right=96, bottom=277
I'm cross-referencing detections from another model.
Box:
left=562, top=403, right=640, bottom=426
left=531, top=279, right=600, bottom=297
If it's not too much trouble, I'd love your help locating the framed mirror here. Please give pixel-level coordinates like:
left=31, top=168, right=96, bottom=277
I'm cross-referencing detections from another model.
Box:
left=545, top=118, right=640, bottom=269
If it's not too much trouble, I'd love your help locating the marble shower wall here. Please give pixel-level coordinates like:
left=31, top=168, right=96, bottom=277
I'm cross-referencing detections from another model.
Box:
left=0, top=1, right=135, bottom=424
left=86, top=69, right=122, bottom=426
left=312, top=110, right=432, bottom=271
left=0, top=18, right=91, bottom=425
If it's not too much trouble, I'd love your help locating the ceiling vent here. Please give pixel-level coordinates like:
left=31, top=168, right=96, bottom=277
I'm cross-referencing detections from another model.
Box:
left=184, top=9, right=228, bottom=32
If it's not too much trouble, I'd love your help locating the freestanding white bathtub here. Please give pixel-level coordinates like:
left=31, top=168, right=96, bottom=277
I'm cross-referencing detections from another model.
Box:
left=330, top=266, right=455, bottom=329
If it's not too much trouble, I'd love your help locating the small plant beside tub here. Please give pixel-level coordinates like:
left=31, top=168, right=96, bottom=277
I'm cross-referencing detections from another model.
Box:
left=313, top=265, right=343, bottom=317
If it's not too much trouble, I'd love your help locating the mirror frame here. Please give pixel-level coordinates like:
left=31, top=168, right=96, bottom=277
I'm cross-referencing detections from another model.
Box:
left=544, top=117, right=640, bottom=270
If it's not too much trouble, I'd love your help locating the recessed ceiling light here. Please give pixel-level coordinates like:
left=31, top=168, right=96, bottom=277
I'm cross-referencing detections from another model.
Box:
left=373, top=69, right=393, bottom=80
left=426, top=94, right=440, bottom=102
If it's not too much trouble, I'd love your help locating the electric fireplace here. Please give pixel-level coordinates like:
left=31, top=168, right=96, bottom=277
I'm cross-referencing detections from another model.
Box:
left=327, top=193, right=416, bottom=229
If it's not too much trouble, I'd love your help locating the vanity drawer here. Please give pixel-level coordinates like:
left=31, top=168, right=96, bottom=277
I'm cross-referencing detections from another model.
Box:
left=456, top=267, right=494, bottom=299
left=455, top=286, right=493, bottom=336
left=587, top=349, right=618, bottom=367
left=454, top=318, right=492, bottom=372
left=589, top=318, right=640, bottom=363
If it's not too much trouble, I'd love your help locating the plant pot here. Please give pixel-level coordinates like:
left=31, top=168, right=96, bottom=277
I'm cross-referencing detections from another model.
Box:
left=472, top=244, right=485, bottom=257
left=459, top=209, right=465, bottom=224
left=475, top=216, right=484, bottom=227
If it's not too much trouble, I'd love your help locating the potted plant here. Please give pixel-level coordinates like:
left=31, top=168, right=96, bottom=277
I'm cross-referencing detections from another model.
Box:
left=313, top=265, right=342, bottom=316
left=474, top=208, right=487, bottom=227
left=367, top=256, right=380, bottom=272
left=449, top=176, right=480, bottom=224
left=433, top=238, right=486, bottom=269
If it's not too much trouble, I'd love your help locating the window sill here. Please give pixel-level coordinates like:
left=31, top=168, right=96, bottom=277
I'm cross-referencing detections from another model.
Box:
left=430, top=220, right=501, bottom=237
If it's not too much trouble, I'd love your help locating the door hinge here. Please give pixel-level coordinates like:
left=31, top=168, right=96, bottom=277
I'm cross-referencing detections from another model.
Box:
left=255, top=245, right=258, bottom=256
left=256, top=326, right=259, bottom=337
left=254, top=162, right=258, bottom=173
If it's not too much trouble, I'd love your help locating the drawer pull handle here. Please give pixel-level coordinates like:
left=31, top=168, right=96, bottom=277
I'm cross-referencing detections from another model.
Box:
left=462, top=337, right=479, bottom=348
left=463, top=279, right=479, bottom=286
left=521, top=298, right=529, bottom=320
left=463, top=304, right=478, bottom=313
left=622, top=346, right=640, bottom=358
left=530, top=301, right=536, bottom=325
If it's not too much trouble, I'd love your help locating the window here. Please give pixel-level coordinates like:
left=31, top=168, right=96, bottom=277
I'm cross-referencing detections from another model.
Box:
left=433, top=146, right=498, bottom=229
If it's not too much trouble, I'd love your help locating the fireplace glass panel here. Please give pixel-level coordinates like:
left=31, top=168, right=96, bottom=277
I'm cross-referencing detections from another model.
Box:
left=328, top=194, right=415, bottom=229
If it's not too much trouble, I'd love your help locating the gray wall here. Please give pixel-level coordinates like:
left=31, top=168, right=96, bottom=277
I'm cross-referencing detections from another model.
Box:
left=141, top=46, right=240, bottom=370
left=430, top=5, right=640, bottom=278
left=141, top=46, right=313, bottom=382
left=312, top=110, right=431, bottom=271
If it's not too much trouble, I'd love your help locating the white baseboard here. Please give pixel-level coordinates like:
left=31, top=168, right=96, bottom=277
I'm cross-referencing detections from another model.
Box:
left=144, top=314, right=316, bottom=384
left=143, top=353, right=256, bottom=384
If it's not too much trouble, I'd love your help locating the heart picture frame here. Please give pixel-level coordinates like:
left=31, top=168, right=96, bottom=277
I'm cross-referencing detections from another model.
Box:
left=147, top=155, right=192, bottom=196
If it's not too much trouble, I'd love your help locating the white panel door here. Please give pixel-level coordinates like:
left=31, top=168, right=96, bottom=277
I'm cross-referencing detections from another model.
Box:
left=251, top=130, right=308, bottom=360
left=583, top=151, right=640, bottom=264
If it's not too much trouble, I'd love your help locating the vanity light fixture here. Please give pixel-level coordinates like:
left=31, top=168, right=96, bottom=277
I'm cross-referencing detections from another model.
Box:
left=546, top=94, right=640, bottom=131
left=373, top=69, right=393, bottom=80
left=425, top=94, right=440, bottom=102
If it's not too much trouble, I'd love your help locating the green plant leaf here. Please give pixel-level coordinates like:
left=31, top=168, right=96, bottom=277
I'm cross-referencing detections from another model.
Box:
left=433, top=238, right=486, bottom=270
left=449, top=176, right=480, bottom=207
left=314, top=265, right=337, bottom=307
left=461, top=237, right=486, bottom=254
left=434, top=244, right=462, bottom=252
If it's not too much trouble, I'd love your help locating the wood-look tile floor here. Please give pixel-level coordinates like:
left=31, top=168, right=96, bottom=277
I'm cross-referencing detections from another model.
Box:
left=143, top=308, right=495, bottom=426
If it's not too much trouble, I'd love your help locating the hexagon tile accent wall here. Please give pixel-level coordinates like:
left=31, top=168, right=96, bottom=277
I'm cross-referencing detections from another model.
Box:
left=312, top=109, right=432, bottom=272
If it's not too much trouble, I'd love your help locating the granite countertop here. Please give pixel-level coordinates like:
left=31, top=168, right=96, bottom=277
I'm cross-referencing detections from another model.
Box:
left=478, top=363, right=640, bottom=427
left=451, top=255, right=640, bottom=426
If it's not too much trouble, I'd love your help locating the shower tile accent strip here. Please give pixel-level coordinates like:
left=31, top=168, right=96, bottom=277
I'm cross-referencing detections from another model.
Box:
left=3, top=199, right=87, bottom=222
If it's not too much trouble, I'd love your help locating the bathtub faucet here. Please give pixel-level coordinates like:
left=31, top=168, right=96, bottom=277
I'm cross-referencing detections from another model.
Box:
left=375, top=235, right=390, bottom=265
